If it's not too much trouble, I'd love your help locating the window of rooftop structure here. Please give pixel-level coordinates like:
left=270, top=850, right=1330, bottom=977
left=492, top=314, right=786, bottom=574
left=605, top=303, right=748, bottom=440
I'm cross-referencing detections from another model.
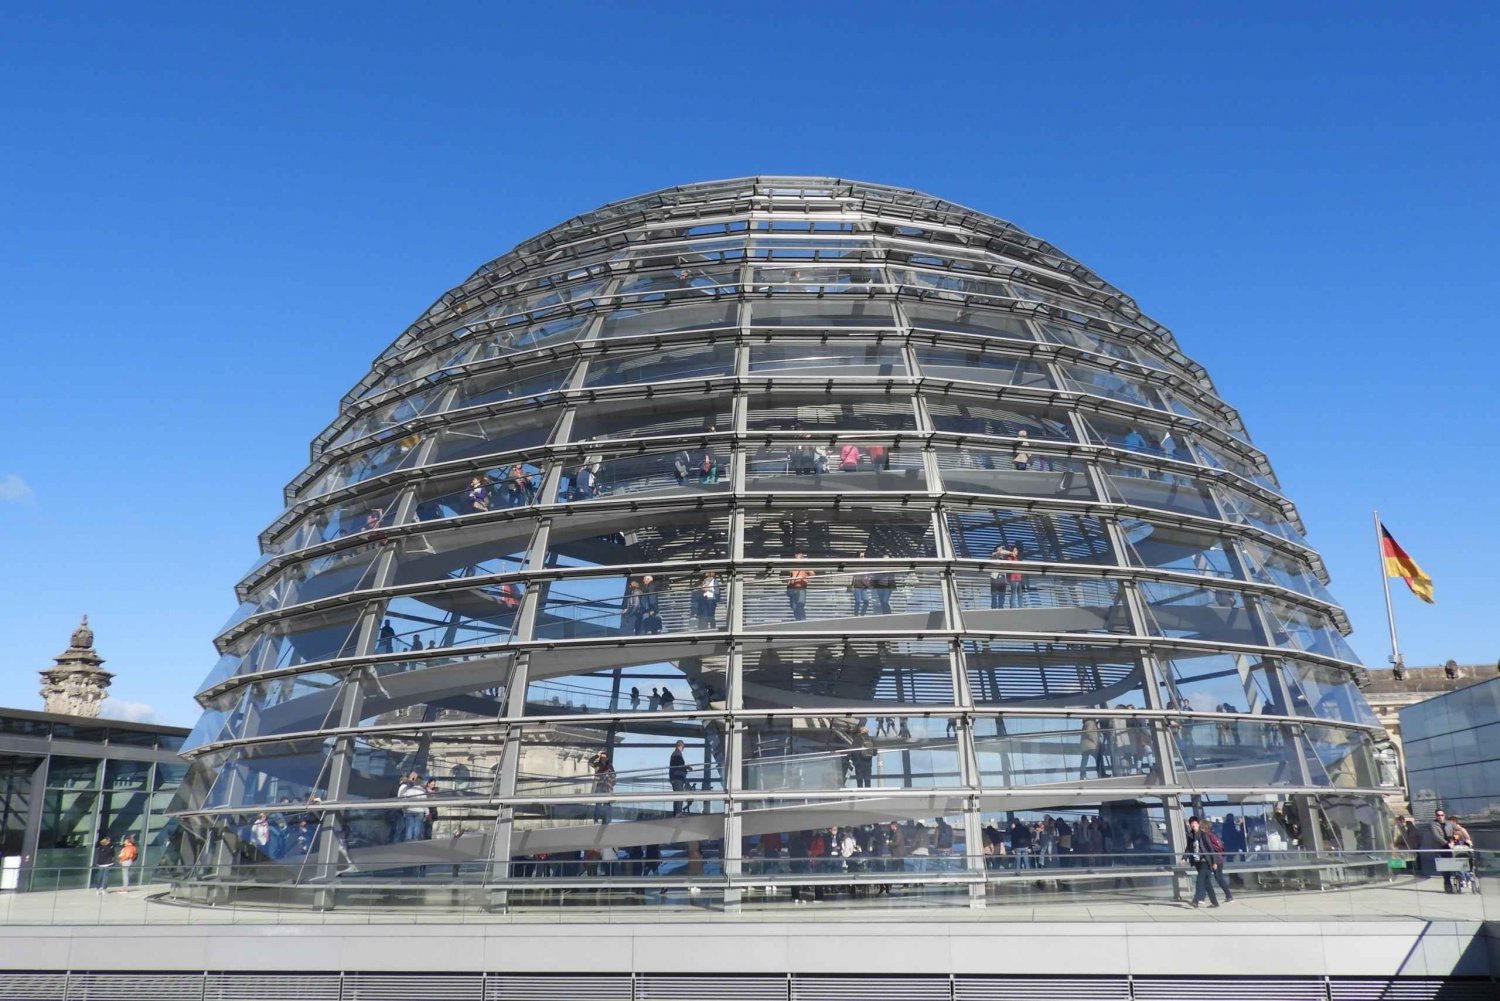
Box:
left=1261, top=597, right=1359, bottom=664
left=742, top=714, right=962, bottom=792
left=933, top=445, right=1095, bottom=502
left=583, top=342, right=736, bottom=388
left=1238, top=538, right=1335, bottom=604
left=1154, top=651, right=1277, bottom=717
left=1214, top=487, right=1308, bottom=547
left=448, top=362, right=571, bottom=411
left=744, top=391, right=918, bottom=433
left=544, top=509, right=731, bottom=571
left=748, top=299, right=897, bottom=328
left=521, top=646, right=728, bottom=718
left=944, top=508, right=1114, bottom=564
left=926, top=397, right=1076, bottom=442
left=599, top=301, right=739, bottom=340
left=223, top=603, right=369, bottom=683
left=745, top=438, right=923, bottom=491
left=963, top=642, right=1148, bottom=708
left=1137, top=580, right=1263, bottom=646
left=569, top=393, right=733, bottom=443
left=913, top=346, right=1054, bottom=389
left=741, top=638, right=957, bottom=709
left=1057, top=361, right=1169, bottom=412
left=902, top=302, right=1036, bottom=342
left=748, top=341, right=905, bottom=377
left=1100, top=461, right=1221, bottom=519
left=1118, top=517, right=1238, bottom=580
left=743, top=505, right=938, bottom=560
left=953, top=568, right=1128, bottom=634
left=1080, top=412, right=1194, bottom=463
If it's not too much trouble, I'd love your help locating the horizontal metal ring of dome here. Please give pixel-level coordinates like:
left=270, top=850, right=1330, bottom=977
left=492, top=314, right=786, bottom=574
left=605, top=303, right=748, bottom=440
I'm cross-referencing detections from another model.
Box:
left=167, top=179, right=1397, bottom=907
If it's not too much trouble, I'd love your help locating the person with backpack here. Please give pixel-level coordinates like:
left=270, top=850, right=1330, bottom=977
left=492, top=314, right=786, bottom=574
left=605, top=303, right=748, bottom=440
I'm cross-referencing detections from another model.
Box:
left=851, top=723, right=877, bottom=788
left=1205, top=822, right=1235, bottom=902
left=1183, top=815, right=1220, bottom=908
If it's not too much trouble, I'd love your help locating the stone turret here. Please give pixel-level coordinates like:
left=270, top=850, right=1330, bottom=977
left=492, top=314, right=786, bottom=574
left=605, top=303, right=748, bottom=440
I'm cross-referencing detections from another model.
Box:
left=39, top=615, right=113, bottom=717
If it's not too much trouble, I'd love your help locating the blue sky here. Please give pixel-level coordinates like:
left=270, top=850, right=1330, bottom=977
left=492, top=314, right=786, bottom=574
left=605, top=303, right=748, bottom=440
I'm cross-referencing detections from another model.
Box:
left=1, top=3, right=1495, bottom=725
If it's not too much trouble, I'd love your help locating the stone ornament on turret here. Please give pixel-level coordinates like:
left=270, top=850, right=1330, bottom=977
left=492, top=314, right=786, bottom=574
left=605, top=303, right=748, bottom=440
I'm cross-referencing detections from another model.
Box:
left=40, top=615, right=114, bottom=717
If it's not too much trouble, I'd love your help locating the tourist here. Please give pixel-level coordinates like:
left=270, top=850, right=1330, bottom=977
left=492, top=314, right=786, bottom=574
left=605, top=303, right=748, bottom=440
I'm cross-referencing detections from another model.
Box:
left=1012, top=430, right=1032, bottom=470
left=1080, top=717, right=1103, bottom=779
left=91, top=835, right=115, bottom=894
left=851, top=555, right=874, bottom=616
left=620, top=581, right=644, bottom=635
left=398, top=772, right=428, bottom=843
left=630, top=686, right=641, bottom=711
left=424, top=779, right=440, bottom=839
left=116, top=835, right=138, bottom=892
left=839, top=442, right=861, bottom=472
left=1003, top=545, right=1024, bottom=607
left=1183, top=816, right=1220, bottom=908
left=989, top=544, right=1010, bottom=608
left=1221, top=812, right=1248, bottom=862
left=466, top=475, right=491, bottom=512
left=695, top=571, right=721, bottom=629
left=648, top=687, right=661, bottom=711
left=377, top=619, right=396, bottom=654
left=851, top=723, right=876, bottom=788
left=872, top=568, right=895, bottom=614
left=1427, top=809, right=1461, bottom=892
left=670, top=740, right=692, bottom=815
left=1205, top=821, right=1235, bottom=902
left=591, top=751, right=615, bottom=825
left=786, top=554, right=813, bottom=620
left=251, top=812, right=272, bottom=854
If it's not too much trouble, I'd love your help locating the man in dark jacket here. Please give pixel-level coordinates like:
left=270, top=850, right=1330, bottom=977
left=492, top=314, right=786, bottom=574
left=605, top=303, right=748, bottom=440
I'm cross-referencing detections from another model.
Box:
left=92, top=835, right=115, bottom=894
left=1183, top=816, right=1220, bottom=908
left=1427, top=810, right=1461, bottom=892
left=851, top=724, right=876, bottom=788
left=669, top=740, right=692, bottom=815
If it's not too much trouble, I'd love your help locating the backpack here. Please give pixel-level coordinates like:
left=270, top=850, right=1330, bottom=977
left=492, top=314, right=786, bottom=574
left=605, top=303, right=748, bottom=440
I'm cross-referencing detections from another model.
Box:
left=1206, top=830, right=1225, bottom=855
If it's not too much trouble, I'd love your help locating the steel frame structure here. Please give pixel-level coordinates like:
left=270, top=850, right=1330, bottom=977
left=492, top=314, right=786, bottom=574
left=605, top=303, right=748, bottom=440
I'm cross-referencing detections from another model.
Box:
left=170, top=177, right=1395, bottom=907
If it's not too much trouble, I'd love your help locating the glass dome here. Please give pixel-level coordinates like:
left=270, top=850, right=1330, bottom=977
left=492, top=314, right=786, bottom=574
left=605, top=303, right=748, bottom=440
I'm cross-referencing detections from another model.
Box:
left=169, top=177, right=1394, bottom=908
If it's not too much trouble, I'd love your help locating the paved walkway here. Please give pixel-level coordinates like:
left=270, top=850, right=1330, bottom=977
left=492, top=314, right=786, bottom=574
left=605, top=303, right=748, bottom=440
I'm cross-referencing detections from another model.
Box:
left=0, top=876, right=1492, bottom=926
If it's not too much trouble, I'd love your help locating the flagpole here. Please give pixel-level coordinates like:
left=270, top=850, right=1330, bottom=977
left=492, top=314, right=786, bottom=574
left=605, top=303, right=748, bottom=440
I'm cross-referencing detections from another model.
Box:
left=1374, top=510, right=1404, bottom=673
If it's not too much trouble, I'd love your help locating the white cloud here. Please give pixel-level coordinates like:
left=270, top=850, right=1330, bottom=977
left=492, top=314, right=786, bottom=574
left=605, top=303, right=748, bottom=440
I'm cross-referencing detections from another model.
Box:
left=100, top=698, right=164, bottom=724
left=0, top=474, right=35, bottom=505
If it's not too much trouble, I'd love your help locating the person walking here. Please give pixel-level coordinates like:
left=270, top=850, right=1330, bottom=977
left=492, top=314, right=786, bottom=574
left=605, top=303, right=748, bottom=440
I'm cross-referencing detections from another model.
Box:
left=92, top=835, right=116, bottom=894
left=1183, top=816, right=1220, bottom=908
left=1205, top=822, right=1235, bottom=902
left=669, top=740, right=693, bottom=815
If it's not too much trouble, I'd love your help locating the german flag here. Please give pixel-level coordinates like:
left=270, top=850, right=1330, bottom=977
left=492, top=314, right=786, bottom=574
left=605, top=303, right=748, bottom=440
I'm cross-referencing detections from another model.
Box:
left=1380, top=523, right=1434, bottom=603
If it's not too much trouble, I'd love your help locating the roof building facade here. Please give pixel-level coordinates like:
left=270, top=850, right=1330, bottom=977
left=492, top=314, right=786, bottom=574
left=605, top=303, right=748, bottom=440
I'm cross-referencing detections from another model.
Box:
left=169, top=177, right=1396, bottom=907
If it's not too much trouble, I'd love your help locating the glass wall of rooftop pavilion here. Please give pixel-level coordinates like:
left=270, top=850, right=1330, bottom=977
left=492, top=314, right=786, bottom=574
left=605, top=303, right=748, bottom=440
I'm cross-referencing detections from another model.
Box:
left=171, top=178, right=1395, bottom=910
